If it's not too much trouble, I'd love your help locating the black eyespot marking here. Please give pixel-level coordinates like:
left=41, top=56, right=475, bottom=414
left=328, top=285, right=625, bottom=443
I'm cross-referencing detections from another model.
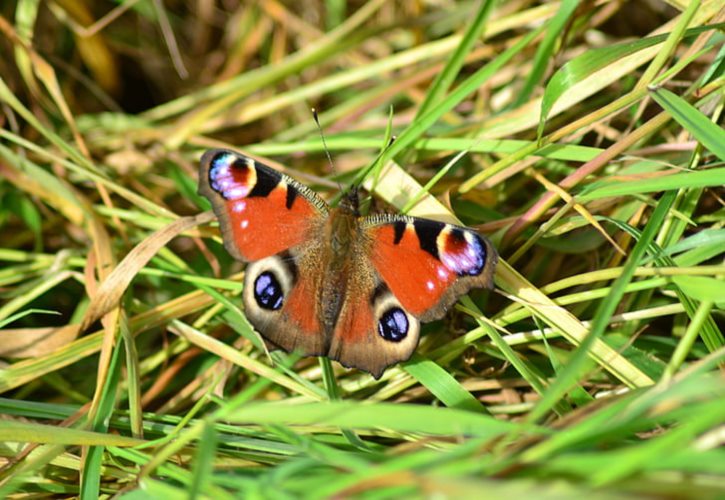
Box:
left=285, top=185, right=297, bottom=209
left=378, top=307, right=409, bottom=342
left=414, top=220, right=444, bottom=258
left=393, top=221, right=406, bottom=244
left=450, top=228, right=466, bottom=244
left=254, top=271, right=284, bottom=310
left=249, top=166, right=281, bottom=198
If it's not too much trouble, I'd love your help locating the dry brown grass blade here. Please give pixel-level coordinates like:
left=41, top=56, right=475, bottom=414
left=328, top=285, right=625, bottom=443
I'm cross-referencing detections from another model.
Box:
left=0, top=325, right=81, bottom=358
left=503, top=110, right=672, bottom=245
left=80, top=211, right=215, bottom=332
left=529, top=169, right=626, bottom=256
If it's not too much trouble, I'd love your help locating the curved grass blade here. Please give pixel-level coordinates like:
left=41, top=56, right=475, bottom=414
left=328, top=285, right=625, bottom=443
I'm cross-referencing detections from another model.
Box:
left=538, top=23, right=724, bottom=139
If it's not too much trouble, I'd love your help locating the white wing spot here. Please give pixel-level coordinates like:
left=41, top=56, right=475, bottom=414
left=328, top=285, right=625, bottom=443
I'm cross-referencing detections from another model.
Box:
left=426, top=280, right=435, bottom=291
left=233, top=201, right=247, bottom=212
left=226, top=186, right=248, bottom=199
left=240, top=219, right=249, bottom=229
left=437, top=266, right=448, bottom=279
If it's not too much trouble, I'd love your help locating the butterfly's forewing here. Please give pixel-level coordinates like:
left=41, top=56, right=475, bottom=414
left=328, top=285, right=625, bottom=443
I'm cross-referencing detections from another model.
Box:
left=199, top=149, right=329, bottom=262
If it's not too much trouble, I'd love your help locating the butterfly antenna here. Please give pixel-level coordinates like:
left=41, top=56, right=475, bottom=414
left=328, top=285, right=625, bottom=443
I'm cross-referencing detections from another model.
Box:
left=313, top=108, right=356, bottom=211
left=312, top=108, right=339, bottom=178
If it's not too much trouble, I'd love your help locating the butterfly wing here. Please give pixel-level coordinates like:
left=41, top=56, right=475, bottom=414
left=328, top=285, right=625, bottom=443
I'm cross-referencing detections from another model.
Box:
left=326, top=214, right=496, bottom=379
left=199, top=149, right=330, bottom=356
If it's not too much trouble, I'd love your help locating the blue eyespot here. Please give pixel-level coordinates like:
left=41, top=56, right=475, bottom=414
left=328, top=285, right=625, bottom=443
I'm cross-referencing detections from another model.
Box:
left=254, top=272, right=284, bottom=310
left=378, top=307, right=408, bottom=342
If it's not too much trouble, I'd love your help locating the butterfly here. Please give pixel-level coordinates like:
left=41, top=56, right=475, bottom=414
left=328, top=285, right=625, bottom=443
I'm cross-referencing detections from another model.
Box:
left=198, top=149, right=497, bottom=378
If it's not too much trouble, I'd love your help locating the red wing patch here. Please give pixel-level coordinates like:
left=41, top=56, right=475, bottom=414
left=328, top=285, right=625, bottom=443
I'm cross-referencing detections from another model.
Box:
left=284, top=273, right=322, bottom=335
left=331, top=294, right=373, bottom=344
left=199, top=149, right=328, bottom=262
left=221, top=185, right=315, bottom=261
left=368, top=223, right=456, bottom=316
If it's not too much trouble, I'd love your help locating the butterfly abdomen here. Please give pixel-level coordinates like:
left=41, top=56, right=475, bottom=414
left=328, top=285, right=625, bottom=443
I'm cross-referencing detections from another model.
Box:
left=318, top=207, right=372, bottom=338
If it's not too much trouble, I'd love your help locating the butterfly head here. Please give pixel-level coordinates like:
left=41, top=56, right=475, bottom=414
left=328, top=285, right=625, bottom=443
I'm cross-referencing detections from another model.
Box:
left=339, top=185, right=361, bottom=216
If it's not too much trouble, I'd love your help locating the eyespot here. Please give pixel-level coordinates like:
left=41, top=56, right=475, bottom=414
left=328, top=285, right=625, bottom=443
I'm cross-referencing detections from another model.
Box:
left=378, top=307, right=409, bottom=342
left=254, top=271, right=284, bottom=310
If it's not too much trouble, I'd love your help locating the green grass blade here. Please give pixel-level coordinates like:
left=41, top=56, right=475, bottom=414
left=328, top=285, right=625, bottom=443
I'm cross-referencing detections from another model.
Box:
left=188, top=422, right=218, bottom=499
left=538, top=23, right=723, bottom=138
left=0, top=420, right=142, bottom=446
left=528, top=191, right=676, bottom=421
left=80, top=342, right=124, bottom=499
left=579, top=167, right=725, bottom=200
left=402, top=355, right=487, bottom=413
left=649, top=86, right=725, bottom=161
left=513, top=0, right=579, bottom=107
left=226, top=401, right=535, bottom=438
left=414, top=0, right=495, bottom=119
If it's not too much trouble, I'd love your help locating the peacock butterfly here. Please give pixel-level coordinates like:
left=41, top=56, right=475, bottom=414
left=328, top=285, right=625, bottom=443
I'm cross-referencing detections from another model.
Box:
left=198, top=149, right=497, bottom=378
